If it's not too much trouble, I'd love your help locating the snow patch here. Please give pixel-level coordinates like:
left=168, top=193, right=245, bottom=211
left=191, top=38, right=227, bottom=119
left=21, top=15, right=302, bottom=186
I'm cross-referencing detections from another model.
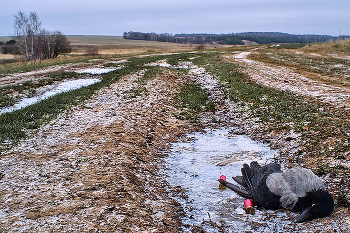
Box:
left=0, top=78, right=101, bottom=114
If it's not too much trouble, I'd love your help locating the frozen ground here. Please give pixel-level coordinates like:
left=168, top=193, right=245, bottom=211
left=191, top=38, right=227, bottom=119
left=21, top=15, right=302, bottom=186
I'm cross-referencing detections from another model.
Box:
left=166, top=128, right=280, bottom=232
left=0, top=55, right=349, bottom=232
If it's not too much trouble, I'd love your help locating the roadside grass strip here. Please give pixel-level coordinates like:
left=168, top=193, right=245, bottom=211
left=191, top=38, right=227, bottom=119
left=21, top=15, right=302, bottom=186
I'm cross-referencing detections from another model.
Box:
left=249, top=49, right=350, bottom=80
left=174, top=83, right=213, bottom=123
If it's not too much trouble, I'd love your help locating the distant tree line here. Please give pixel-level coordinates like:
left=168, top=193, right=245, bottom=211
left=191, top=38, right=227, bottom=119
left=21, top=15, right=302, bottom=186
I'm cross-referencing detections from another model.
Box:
left=123, top=31, right=345, bottom=45
left=123, top=31, right=244, bottom=45
left=235, top=32, right=338, bottom=44
left=0, top=12, right=71, bottom=61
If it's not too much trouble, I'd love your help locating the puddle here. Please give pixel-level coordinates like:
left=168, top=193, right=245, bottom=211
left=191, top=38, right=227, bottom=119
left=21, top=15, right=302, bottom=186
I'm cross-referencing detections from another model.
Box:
left=76, top=68, right=117, bottom=74
left=165, top=128, right=302, bottom=232
left=0, top=78, right=100, bottom=114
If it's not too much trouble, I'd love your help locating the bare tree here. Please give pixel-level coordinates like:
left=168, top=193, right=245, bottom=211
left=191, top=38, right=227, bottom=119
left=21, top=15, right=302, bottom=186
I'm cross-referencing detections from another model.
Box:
left=85, top=46, right=99, bottom=56
left=13, top=11, right=71, bottom=61
left=28, top=12, right=42, bottom=60
left=14, top=11, right=42, bottom=61
left=14, top=12, right=30, bottom=60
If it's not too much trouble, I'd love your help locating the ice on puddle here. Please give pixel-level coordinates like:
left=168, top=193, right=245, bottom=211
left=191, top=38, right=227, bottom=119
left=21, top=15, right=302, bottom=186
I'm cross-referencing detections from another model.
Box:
left=76, top=68, right=116, bottom=74
left=166, top=128, right=278, bottom=231
left=0, top=78, right=101, bottom=114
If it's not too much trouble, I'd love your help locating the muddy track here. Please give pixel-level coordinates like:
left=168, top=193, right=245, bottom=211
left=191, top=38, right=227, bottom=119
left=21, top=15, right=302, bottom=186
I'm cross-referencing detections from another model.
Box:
left=0, top=67, right=197, bottom=231
left=230, top=51, right=350, bottom=108
left=1, top=55, right=349, bottom=232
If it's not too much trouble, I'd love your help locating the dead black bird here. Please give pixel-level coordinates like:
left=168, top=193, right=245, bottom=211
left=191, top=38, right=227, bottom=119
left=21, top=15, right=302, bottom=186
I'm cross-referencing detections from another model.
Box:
left=218, top=161, right=334, bottom=222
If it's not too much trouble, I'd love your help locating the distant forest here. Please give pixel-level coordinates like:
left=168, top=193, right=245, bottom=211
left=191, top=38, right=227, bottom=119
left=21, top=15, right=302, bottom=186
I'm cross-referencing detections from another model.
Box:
left=123, top=31, right=347, bottom=45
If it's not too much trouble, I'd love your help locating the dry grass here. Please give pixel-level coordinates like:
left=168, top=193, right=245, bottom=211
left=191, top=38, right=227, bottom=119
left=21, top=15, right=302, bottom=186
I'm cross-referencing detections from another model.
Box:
left=1, top=35, right=196, bottom=61
left=248, top=48, right=350, bottom=90
left=68, top=36, right=194, bottom=55
left=0, top=37, right=15, bottom=62
left=67, top=36, right=235, bottom=56
left=0, top=54, right=14, bottom=60
left=301, top=39, right=350, bottom=56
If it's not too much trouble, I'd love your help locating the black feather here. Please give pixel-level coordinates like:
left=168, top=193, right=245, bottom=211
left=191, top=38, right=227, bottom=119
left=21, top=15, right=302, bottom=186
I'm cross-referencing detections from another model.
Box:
left=232, top=176, right=243, bottom=186
left=221, top=161, right=334, bottom=222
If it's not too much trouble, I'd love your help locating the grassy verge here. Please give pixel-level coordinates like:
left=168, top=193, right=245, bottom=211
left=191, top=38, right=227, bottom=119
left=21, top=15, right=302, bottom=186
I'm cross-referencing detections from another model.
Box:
left=302, top=39, right=350, bottom=55
left=0, top=57, right=86, bottom=76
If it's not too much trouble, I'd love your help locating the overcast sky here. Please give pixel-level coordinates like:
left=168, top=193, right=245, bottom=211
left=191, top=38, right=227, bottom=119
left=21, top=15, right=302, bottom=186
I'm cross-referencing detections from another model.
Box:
left=1, top=0, right=349, bottom=37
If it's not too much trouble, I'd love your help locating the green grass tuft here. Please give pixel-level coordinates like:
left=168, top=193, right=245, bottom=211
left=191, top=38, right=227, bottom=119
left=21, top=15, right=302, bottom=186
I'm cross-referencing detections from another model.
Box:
left=175, top=83, right=215, bottom=123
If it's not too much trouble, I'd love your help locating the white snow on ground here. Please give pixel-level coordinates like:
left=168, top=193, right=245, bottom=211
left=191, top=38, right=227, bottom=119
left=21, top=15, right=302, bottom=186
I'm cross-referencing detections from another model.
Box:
left=0, top=78, right=101, bottom=114
left=0, top=64, right=121, bottom=114
left=145, top=60, right=173, bottom=68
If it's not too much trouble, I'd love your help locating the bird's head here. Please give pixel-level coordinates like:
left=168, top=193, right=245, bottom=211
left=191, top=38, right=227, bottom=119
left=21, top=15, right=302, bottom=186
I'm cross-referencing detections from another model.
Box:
left=295, top=189, right=334, bottom=223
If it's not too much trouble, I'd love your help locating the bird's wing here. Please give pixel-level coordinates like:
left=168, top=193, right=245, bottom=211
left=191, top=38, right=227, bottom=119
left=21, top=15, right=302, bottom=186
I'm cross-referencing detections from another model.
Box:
left=232, top=176, right=244, bottom=186
left=242, top=162, right=283, bottom=209
left=241, top=163, right=253, bottom=190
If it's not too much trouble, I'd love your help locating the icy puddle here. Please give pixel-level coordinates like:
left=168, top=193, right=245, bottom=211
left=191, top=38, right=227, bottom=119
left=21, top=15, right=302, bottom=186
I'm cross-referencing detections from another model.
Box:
left=76, top=67, right=117, bottom=74
left=165, top=128, right=302, bottom=232
left=0, top=78, right=100, bottom=114
left=0, top=67, right=119, bottom=114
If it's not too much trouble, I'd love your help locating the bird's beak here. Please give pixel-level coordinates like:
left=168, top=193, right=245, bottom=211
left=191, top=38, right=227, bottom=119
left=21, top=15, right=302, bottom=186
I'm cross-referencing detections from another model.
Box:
left=295, top=206, right=312, bottom=223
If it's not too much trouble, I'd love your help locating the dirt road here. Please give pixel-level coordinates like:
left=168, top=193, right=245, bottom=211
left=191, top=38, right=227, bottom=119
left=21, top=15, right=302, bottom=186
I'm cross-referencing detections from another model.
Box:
left=0, top=54, right=349, bottom=232
left=230, top=51, right=350, bottom=108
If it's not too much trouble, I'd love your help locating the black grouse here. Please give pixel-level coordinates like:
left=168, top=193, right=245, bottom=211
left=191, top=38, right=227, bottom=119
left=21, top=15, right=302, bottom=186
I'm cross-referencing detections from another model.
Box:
left=218, top=161, right=334, bottom=222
